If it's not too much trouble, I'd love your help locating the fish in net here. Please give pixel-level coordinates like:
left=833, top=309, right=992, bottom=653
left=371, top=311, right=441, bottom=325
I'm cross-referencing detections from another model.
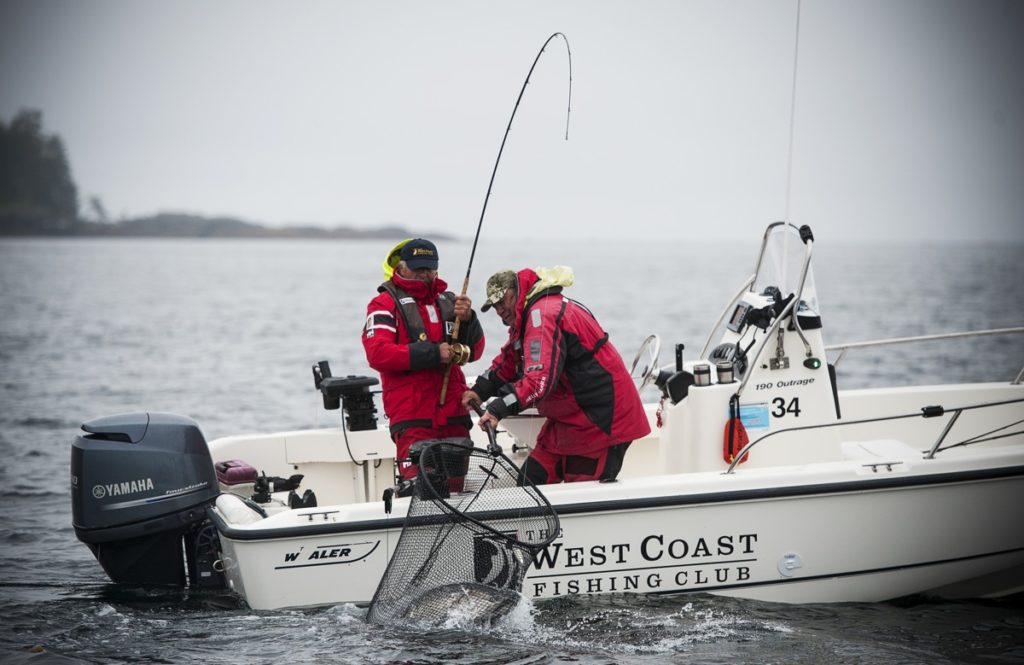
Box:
left=366, top=438, right=559, bottom=625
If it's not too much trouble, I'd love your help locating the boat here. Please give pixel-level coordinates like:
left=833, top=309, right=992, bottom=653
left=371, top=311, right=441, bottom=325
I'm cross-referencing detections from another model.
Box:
left=70, top=222, right=1024, bottom=610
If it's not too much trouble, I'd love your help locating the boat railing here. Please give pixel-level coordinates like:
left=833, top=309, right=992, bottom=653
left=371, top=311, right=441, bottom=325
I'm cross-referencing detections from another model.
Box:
left=723, top=395, right=1024, bottom=474
left=826, top=327, right=1024, bottom=385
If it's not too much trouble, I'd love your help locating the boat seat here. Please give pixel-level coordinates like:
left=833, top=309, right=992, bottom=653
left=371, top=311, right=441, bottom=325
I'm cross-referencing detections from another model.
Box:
left=215, top=492, right=267, bottom=525
left=215, top=459, right=258, bottom=485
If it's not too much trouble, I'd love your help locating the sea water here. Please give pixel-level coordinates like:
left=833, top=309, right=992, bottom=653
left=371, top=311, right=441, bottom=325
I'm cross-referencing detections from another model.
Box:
left=1, top=236, right=1022, bottom=664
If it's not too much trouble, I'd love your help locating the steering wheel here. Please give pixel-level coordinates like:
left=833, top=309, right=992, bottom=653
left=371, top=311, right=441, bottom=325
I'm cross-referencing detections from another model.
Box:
left=629, top=334, right=661, bottom=391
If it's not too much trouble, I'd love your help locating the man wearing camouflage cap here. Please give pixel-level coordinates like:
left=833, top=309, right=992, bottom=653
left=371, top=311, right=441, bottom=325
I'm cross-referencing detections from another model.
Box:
left=462, top=267, right=649, bottom=485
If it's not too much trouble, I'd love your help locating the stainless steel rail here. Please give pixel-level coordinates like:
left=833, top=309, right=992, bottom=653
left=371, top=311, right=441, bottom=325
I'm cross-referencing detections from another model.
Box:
left=735, top=234, right=816, bottom=399
left=826, top=327, right=1024, bottom=385
left=724, top=396, right=1024, bottom=474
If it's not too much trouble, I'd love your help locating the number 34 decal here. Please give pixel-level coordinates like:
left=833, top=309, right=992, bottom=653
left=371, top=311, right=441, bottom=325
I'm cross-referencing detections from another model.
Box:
left=772, top=397, right=801, bottom=417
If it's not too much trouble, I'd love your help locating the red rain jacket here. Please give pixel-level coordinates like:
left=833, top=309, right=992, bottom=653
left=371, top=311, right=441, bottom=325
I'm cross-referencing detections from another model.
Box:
left=363, top=273, right=485, bottom=437
left=474, top=269, right=649, bottom=456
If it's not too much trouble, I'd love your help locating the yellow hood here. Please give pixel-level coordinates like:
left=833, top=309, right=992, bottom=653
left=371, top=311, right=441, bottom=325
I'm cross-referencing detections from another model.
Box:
left=525, top=265, right=574, bottom=300
left=381, top=238, right=413, bottom=280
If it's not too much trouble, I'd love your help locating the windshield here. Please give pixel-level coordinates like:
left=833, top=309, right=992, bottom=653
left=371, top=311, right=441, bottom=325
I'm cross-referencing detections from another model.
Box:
left=752, top=223, right=818, bottom=315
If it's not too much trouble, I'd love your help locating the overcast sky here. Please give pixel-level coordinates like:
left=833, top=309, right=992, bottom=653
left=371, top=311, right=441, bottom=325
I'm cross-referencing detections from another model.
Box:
left=1, top=0, right=1022, bottom=243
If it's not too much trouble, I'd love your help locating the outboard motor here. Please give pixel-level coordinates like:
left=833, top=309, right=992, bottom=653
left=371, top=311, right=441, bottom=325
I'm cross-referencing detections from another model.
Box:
left=71, top=412, right=220, bottom=587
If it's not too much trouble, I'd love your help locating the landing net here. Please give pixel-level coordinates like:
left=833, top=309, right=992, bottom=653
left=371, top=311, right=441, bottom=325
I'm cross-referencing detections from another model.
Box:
left=366, top=439, right=559, bottom=625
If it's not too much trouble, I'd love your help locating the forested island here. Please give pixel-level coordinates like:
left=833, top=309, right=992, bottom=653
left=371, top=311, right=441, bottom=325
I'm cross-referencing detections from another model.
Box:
left=0, top=110, right=446, bottom=240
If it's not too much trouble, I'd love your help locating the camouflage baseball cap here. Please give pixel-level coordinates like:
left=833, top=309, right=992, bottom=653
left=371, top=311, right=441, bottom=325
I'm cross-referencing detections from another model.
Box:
left=480, top=270, right=517, bottom=312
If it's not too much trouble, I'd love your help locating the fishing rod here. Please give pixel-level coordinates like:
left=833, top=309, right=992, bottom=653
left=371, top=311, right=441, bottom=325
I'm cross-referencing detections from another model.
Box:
left=439, top=32, right=573, bottom=406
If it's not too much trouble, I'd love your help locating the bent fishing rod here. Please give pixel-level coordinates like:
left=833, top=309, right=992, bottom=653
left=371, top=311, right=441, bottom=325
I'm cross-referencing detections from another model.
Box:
left=439, top=32, right=573, bottom=405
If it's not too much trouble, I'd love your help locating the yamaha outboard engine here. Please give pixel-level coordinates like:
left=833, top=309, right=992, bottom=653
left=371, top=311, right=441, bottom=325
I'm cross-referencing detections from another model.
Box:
left=71, top=412, right=220, bottom=587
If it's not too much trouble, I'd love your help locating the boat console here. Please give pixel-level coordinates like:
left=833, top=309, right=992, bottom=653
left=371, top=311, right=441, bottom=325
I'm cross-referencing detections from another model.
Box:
left=656, top=223, right=843, bottom=473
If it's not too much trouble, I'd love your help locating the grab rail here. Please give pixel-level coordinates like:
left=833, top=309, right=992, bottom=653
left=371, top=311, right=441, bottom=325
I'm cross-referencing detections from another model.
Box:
left=826, top=327, right=1024, bottom=385
left=723, top=396, right=1024, bottom=474
left=700, top=223, right=817, bottom=398
left=735, top=234, right=815, bottom=399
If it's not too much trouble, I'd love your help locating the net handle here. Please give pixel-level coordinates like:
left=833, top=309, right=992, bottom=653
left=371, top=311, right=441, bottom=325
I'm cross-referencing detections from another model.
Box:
left=468, top=400, right=502, bottom=455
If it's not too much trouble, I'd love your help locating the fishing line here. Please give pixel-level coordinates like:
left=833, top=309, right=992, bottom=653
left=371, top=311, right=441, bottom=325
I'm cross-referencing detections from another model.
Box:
left=776, top=1, right=803, bottom=342
left=782, top=0, right=802, bottom=225
left=439, top=32, right=573, bottom=405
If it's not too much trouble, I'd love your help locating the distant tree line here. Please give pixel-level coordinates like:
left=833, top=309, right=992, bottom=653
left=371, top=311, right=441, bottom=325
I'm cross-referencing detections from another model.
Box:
left=0, top=109, right=448, bottom=240
left=0, top=109, right=79, bottom=233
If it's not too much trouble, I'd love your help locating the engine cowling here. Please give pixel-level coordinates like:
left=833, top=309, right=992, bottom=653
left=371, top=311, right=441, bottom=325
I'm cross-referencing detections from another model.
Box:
left=71, top=412, right=220, bottom=586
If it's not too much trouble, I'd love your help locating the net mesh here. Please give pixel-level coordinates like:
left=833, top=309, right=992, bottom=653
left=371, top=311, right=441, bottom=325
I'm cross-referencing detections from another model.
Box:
left=366, top=438, right=559, bottom=625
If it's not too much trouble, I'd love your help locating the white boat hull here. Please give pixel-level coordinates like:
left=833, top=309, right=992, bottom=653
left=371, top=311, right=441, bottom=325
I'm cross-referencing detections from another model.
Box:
left=210, top=437, right=1024, bottom=609
left=74, top=222, right=1024, bottom=611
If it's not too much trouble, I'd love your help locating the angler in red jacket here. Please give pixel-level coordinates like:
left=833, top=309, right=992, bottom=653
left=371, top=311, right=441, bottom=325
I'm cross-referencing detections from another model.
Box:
left=362, top=238, right=485, bottom=481
left=462, top=267, right=650, bottom=484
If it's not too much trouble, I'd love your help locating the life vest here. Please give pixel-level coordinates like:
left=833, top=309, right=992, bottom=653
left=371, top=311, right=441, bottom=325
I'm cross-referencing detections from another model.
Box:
left=378, top=281, right=457, bottom=344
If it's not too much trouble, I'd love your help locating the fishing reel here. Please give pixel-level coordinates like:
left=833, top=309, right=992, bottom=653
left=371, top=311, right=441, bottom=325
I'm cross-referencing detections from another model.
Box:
left=449, top=343, right=471, bottom=366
